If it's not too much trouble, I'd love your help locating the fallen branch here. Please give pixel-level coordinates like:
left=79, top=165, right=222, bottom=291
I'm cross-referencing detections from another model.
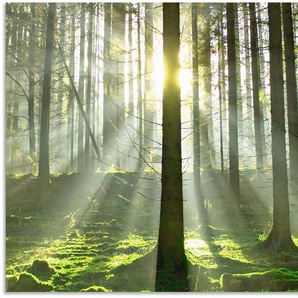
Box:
left=58, top=43, right=102, bottom=162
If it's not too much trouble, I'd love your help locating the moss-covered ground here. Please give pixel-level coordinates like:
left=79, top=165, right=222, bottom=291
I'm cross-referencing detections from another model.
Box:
left=6, top=171, right=298, bottom=292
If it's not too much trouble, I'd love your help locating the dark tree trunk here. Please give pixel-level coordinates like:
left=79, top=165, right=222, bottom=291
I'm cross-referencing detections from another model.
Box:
left=155, top=3, right=188, bottom=292
left=103, top=3, right=113, bottom=170
left=219, top=7, right=227, bottom=177
left=38, top=3, right=56, bottom=202
left=77, top=3, right=85, bottom=172
left=112, top=3, right=126, bottom=169
left=28, top=3, right=36, bottom=172
left=256, top=3, right=268, bottom=168
left=85, top=3, right=94, bottom=172
left=282, top=3, right=298, bottom=187
left=249, top=3, right=264, bottom=173
left=262, top=3, right=297, bottom=252
left=144, top=2, right=154, bottom=168
left=234, top=5, right=243, bottom=167
left=192, top=3, right=203, bottom=210
left=217, top=7, right=225, bottom=176
left=226, top=3, right=240, bottom=209
left=67, top=6, right=76, bottom=172
left=137, top=3, right=143, bottom=169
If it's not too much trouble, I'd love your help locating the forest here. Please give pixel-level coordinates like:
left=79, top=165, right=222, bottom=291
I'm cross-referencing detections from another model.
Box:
left=5, top=2, right=298, bottom=292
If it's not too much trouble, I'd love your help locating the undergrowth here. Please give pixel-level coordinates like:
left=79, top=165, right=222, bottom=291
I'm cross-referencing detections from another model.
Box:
left=6, top=172, right=298, bottom=292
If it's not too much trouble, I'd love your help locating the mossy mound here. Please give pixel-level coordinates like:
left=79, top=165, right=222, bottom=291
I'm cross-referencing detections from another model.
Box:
left=29, top=259, right=55, bottom=280
left=221, top=268, right=298, bottom=292
left=12, top=272, right=53, bottom=292
left=80, top=285, right=109, bottom=292
left=6, top=275, right=18, bottom=291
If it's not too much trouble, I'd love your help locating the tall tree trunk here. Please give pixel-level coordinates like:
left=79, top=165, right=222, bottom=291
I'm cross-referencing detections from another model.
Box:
left=243, top=3, right=252, bottom=123
left=234, top=5, right=243, bottom=168
left=28, top=3, right=36, bottom=173
left=85, top=3, right=94, bottom=172
left=257, top=3, right=268, bottom=168
left=263, top=3, right=297, bottom=252
left=112, top=3, right=126, bottom=169
left=38, top=3, right=56, bottom=202
left=249, top=3, right=264, bottom=173
left=204, top=5, right=215, bottom=168
left=282, top=3, right=298, bottom=188
left=137, top=3, right=143, bottom=169
left=77, top=3, right=86, bottom=172
left=156, top=3, right=188, bottom=292
left=218, top=6, right=225, bottom=177
left=57, top=4, right=66, bottom=157
left=200, top=4, right=213, bottom=168
left=67, top=5, right=76, bottom=172
left=144, top=3, right=154, bottom=169
left=192, top=3, right=203, bottom=210
left=220, top=7, right=228, bottom=176
left=243, top=3, right=253, bottom=167
left=103, top=3, right=113, bottom=170
left=226, top=3, right=240, bottom=209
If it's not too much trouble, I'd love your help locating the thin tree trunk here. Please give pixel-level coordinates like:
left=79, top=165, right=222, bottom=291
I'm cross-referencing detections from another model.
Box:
left=243, top=3, right=253, bottom=168
left=85, top=3, right=94, bottom=172
left=67, top=6, right=76, bottom=172
left=234, top=5, right=243, bottom=168
left=282, top=3, right=298, bottom=186
left=77, top=3, right=85, bottom=172
left=227, top=3, right=240, bottom=209
left=28, top=3, right=36, bottom=172
left=257, top=3, right=268, bottom=168
left=249, top=3, right=264, bottom=173
left=192, top=3, right=203, bottom=210
left=112, top=3, right=126, bottom=169
left=38, top=3, right=56, bottom=202
left=103, top=3, right=112, bottom=170
left=58, top=44, right=101, bottom=162
left=217, top=7, right=224, bottom=176
left=137, top=3, right=143, bottom=169
left=144, top=2, right=154, bottom=169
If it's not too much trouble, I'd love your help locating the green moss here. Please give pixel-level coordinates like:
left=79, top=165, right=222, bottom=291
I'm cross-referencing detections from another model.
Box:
left=80, top=285, right=109, bottom=292
left=221, top=268, right=298, bottom=292
left=13, top=272, right=53, bottom=292
left=6, top=275, right=18, bottom=291
left=29, top=259, right=55, bottom=280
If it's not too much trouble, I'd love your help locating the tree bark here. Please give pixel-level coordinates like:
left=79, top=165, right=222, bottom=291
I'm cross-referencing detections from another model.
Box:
left=249, top=3, right=264, bottom=173
left=103, top=3, right=113, bottom=170
left=67, top=5, right=76, bottom=172
left=227, top=3, right=240, bottom=208
left=282, top=3, right=298, bottom=187
left=137, top=3, right=143, bottom=169
left=156, top=3, right=188, bottom=292
left=85, top=3, right=94, bottom=172
left=38, top=3, right=56, bottom=202
left=192, top=3, right=204, bottom=211
left=263, top=3, right=297, bottom=252
left=77, top=3, right=86, bottom=172
left=28, top=3, right=36, bottom=173
left=144, top=2, right=154, bottom=169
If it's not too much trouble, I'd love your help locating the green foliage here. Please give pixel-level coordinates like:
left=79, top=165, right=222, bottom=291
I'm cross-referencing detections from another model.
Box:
left=221, top=268, right=298, bottom=292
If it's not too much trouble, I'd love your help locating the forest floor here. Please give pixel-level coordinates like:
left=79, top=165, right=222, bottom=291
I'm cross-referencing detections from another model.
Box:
left=5, top=171, right=298, bottom=292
